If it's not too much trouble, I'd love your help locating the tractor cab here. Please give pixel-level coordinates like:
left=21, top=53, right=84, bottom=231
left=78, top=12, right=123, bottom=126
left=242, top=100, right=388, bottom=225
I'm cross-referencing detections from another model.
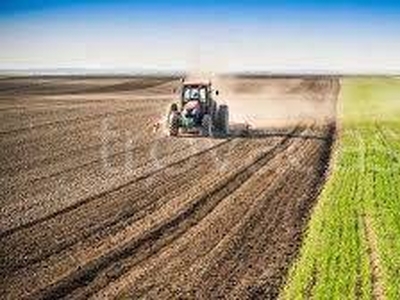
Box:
left=180, top=83, right=214, bottom=114
left=178, top=83, right=213, bottom=127
left=182, top=84, right=208, bottom=104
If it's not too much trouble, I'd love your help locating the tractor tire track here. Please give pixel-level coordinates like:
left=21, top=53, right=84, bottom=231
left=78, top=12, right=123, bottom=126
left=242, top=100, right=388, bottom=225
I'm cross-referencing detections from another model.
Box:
left=0, top=138, right=230, bottom=238
left=25, top=126, right=301, bottom=300
left=119, top=130, right=317, bottom=299
left=106, top=124, right=334, bottom=300
left=1, top=137, right=243, bottom=274
left=0, top=134, right=281, bottom=299
left=112, top=141, right=303, bottom=299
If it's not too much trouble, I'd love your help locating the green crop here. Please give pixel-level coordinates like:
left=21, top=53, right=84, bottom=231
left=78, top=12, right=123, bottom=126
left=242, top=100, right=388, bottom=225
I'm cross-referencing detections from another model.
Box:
left=282, top=78, right=400, bottom=299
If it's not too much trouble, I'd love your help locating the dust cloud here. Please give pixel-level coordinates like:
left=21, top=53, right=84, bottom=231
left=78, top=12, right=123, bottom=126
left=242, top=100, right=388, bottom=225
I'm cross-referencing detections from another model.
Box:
left=185, top=71, right=337, bottom=129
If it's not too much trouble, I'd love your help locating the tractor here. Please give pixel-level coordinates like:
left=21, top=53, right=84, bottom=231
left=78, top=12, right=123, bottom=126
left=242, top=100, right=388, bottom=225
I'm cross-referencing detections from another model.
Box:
left=167, top=80, right=229, bottom=137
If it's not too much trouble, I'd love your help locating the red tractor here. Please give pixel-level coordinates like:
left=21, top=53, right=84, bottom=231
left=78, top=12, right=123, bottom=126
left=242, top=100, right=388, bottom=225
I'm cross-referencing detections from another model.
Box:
left=167, top=80, right=229, bottom=137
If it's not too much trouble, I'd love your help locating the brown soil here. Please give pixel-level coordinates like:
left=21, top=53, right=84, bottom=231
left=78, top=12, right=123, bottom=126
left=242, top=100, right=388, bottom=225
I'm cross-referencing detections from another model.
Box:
left=0, top=75, right=339, bottom=299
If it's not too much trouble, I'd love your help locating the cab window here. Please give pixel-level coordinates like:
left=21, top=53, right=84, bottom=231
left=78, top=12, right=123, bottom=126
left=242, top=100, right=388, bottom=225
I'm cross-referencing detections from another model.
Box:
left=183, top=86, right=207, bottom=103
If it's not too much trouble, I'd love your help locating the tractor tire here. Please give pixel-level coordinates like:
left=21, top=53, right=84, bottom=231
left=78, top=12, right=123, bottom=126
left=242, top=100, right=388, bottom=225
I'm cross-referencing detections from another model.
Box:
left=168, top=112, right=180, bottom=136
left=217, top=105, right=229, bottom=136
left=210, top=100, right=218, bottom=123
left=202, top=114, right=213, bottom=137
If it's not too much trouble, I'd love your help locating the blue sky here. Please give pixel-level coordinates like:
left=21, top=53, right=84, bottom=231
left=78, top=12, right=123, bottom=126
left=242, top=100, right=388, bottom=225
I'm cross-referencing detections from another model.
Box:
left=1, top=0, right=400, bottom=14
left=1, top=0, right=400, bottom=72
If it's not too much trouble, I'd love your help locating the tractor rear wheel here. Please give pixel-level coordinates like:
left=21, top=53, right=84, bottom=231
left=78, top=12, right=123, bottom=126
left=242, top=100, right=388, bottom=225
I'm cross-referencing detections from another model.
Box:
left=217, top=105, right=229, bottom=136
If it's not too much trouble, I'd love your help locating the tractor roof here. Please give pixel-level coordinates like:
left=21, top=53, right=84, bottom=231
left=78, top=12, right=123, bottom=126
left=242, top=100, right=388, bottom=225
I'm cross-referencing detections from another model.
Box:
left=182, top=81, right=210, bottom=87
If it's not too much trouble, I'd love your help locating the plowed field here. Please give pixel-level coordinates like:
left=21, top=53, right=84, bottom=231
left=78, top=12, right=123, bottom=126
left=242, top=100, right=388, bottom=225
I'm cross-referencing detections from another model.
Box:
left=0, top=76, right=339, bottom=299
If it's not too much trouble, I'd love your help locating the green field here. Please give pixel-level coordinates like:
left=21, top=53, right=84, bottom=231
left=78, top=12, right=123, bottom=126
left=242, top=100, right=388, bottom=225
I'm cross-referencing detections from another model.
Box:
left=282, top=78, right=400, bottom=299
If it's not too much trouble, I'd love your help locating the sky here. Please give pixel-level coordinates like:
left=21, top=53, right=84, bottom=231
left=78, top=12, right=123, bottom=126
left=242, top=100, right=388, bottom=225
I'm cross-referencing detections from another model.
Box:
left=1, top=0, right=400, bottom=73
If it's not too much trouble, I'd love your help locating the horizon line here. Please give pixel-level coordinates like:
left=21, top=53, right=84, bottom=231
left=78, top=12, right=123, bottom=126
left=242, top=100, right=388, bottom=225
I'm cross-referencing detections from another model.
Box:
left=0, top=67, right=400, bottom=77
